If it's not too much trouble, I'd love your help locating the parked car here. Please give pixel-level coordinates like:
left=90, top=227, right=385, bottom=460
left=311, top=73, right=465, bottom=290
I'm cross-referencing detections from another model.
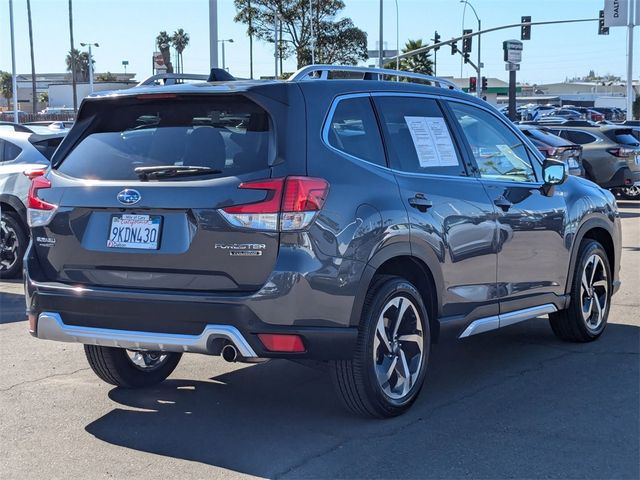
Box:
left=517, top=125, right=583, bottom=176
left=0, top=121, right=34, bottom=133
left=25, top=66, right=622, bottom=418
left=0, top=131, right=65, bottom=277
left=542, top=108, right=583, bottom=121
left=593, top=107, right=625, bottom=122
left=544, top=123, right=640, bottom=198
left=566, top=107, right=605, bottom=122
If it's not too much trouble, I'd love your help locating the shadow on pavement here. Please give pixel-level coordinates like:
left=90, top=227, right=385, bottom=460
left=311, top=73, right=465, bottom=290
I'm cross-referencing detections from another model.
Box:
left=85, top=321, right=640, bottom=479
left=0, top=291, right=26, bottom=324
left=617, top=201, right=639, bottom=209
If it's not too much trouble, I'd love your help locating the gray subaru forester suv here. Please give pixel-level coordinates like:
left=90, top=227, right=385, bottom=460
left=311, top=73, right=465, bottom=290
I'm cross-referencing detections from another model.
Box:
left=25, top=66, right=621, bottom=417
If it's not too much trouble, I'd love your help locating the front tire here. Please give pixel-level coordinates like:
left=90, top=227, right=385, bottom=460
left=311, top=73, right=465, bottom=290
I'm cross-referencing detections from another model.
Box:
left=331, top=275, right=430, bottom=418
left=549, top=240, right=611, bottom=342
left=84, top=345, right=182, bottom=388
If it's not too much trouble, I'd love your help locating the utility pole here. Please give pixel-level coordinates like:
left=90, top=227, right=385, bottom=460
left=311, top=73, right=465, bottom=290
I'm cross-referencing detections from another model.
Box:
left=378, top=0, right=384, bottom=68
left=27, top=0, right=37, bottom=114
left=626, top=0, right=635, bottom=120
left=309, top=0, right=315, bottom=64
left=68, top=0, right=77, bottom=112
left=9, top=0, right=18, bottom=122
left=209, top=0, right=219, bottom=69
left=248, top=0, right=254, bottom=78
left=274, top=13, right=279, bottom=78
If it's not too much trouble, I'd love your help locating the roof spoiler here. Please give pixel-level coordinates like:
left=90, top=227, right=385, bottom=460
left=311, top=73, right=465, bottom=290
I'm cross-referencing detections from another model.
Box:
left=208, top=68, right=236, bottom=82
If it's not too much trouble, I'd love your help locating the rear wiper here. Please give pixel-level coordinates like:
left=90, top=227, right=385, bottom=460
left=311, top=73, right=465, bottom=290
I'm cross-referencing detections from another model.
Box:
left=134, top=165, right=222, bottom=180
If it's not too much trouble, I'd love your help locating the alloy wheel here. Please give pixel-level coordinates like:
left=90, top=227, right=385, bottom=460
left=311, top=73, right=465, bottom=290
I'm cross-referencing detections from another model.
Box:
left=580, top=254, right=608, bottom=331
left=373, top=296, right=425, bottom=400
left=126, top=350, right=169, bottom=371
left=621, top=185, right=640, bottom=199
left=0, top=219, right=19, bottom=273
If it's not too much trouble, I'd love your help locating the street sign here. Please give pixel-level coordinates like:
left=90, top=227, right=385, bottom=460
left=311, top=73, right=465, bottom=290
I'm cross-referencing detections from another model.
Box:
left=503, top=40, right=523, bottom=63
left=603, top=0, right=629, bottom=27
left=505, top=63, right=520, bottom=71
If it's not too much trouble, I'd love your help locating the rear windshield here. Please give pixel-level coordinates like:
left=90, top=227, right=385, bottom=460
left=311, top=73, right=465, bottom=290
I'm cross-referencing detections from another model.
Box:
left=56, top=95, right=271, bottom=180
left=521, top=128, right=568, bottom=147
left=603, top=129, right=640, bottom=146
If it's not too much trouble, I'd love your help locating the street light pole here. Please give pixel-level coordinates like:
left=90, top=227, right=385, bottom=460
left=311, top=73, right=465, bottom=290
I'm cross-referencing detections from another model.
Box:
left=80, top=42, right=98, bottom=94
left=218, top=39, right=234, bottom=71
left=9, top=0, right=18, bottom=122
left=626, top=0, right=635, bottom=120
left=394, top=0, right=400, bottom=71
left=461, top=0, right=481, bottom=97
left=379, top=0, right=384, bottom=68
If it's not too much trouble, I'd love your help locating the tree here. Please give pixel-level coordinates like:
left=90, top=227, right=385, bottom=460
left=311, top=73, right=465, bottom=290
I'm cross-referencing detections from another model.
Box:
left=65, top=49, right=93, bottom=82
left=39, top=91, right=49, bottom=106
left=0, top=71, right=13, bottom=110
left=96, top=72, right=116, bottom=81
left=385, top=39, right=433, bottom=76
left=234, top=0, right=367, bottom=69
left=156, top=31, right=174, bottom=73
left=171, top=28, right=190, bottom=74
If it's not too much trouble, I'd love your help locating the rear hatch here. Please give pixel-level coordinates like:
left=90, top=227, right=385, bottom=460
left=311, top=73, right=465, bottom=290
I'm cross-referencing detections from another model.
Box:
left=603, top=128, right=640, bottom=178
left=32, top=93, right=284, bottom=292
left=521, top=126, right=583, bottom=172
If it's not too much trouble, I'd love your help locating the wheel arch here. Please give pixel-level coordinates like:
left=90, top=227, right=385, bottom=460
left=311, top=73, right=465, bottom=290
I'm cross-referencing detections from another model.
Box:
left=566, top=218, right=615, bottom=295
left=349, top=244, right=444, bottom=343
left=0, top=194, right=27, bottom=226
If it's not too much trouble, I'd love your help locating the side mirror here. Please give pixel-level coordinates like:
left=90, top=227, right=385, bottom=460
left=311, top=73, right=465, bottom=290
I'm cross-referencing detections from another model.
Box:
left=541, top=158, right=567, bottom=195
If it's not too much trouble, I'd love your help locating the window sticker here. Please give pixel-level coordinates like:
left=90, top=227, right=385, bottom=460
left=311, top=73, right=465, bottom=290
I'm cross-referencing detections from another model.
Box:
left=404, top=116, right=459, bottom=168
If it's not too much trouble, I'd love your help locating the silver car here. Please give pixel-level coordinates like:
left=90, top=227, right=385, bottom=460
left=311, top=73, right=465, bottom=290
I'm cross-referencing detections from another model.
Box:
left=0, top=130, right=65, bottom=278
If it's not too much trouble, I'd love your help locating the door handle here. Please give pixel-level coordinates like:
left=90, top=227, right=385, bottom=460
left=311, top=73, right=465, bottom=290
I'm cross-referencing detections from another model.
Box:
left=408, top=194, right=433, bottom=212
left=494, top=195, right=513, bottom=212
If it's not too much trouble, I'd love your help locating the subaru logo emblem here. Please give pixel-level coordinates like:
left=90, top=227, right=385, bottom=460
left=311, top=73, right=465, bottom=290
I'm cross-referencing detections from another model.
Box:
left=117, top=189, right=141, bottom=205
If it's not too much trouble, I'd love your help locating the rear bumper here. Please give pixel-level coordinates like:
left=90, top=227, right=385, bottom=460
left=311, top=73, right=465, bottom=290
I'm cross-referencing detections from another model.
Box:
left=600, top=166, right=634, bottom=189
left=25, top=248, right=360, bottom=360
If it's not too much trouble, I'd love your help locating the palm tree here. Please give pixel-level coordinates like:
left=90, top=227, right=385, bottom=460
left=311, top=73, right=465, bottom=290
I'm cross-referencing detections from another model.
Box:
left=385, top=39, right=433, bottom=76
left=171, top=28, right=190, bottom=74
left=65, top=49, right=92, bottom=82
left=0, top=71, right=13, bottom=110
left=156, top=31, right=173, bottom=73
left=27, top=0, right=37, bottom=113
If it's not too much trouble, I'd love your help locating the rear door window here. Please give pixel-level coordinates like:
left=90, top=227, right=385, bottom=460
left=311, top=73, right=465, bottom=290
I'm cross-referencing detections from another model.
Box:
left=372, top=96, right=466, bottom=176
left=2, top=140, right=22, bottom=162
left=563, top=130, right=597, bottom=145
left=326, top=96, right=386, bottom=166
left=56, top=95, right=272, bottom=180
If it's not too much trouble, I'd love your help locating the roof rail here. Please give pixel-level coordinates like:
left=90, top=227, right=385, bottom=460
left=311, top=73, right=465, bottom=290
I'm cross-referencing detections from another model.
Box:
left=136, top=72, right=209, bottom=87
left=288, top=64, right=459, bottom=90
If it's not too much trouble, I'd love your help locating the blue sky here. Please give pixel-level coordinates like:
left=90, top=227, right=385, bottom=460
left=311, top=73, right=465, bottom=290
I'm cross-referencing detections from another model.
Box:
left=0, top=0, right=637, bottom=85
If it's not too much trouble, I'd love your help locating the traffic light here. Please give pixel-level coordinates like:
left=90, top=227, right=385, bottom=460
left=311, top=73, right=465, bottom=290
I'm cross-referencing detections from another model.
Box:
left=521, top=16, right=531, bottom=40
left=451, top=42, right=458, bottom=55
left=482, top=76, right=488, bottom=91
left=469, top=77, right=477, bottom=93
left=463, top=52, right=470, bottom=64
left=462, top=29, right=472, bottom=54
left=598, top=10, right=609, bottom=35
left=433, top=31, right=441, bottom=51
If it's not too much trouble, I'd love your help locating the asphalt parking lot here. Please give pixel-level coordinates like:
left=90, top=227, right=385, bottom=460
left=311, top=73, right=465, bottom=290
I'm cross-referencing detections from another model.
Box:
left=0, top=201, right=638, bottom=480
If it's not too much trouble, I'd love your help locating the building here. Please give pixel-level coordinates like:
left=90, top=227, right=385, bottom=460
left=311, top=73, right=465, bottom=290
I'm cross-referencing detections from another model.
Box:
left=1, top=72, right=136, bottom=112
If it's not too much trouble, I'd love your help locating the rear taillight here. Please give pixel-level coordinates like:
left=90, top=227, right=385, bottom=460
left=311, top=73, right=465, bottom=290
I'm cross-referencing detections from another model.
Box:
left=27, top=176, right=57, bottom=227
left=220, top=176, right=329, bottom=231
left=545, top=147, right=558, bottom=157
left=607, top=147, right=635, bottom=158
left=257, top=333, right=306, bottom=353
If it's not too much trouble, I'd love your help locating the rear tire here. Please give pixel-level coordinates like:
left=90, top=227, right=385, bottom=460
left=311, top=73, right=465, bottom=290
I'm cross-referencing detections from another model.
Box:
left=549, top=240, right=611, bottom=342
left=617, top=186, right=640, bottom=200
left=84, top=345, right=182, bottom=388
left=331, top=275, right=430, bottom=418
left=0, top=212, right=27, bottom=279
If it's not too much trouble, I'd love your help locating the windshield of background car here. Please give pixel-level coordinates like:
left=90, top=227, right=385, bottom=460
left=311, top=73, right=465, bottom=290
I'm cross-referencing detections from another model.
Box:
left=56, top=95, right=272, bottom=180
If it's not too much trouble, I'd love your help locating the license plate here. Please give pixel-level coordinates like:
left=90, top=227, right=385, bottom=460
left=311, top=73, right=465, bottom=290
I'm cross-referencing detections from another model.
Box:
left=107, top=214, right=162, bottom=250
left=568, top=157, right=580, bottom=169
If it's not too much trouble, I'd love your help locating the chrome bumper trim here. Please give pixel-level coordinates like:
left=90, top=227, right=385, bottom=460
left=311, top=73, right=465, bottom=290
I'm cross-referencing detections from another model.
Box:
left=36, top=312, right=257, bottom=358
left=459, top=304, right=558, bottom=339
